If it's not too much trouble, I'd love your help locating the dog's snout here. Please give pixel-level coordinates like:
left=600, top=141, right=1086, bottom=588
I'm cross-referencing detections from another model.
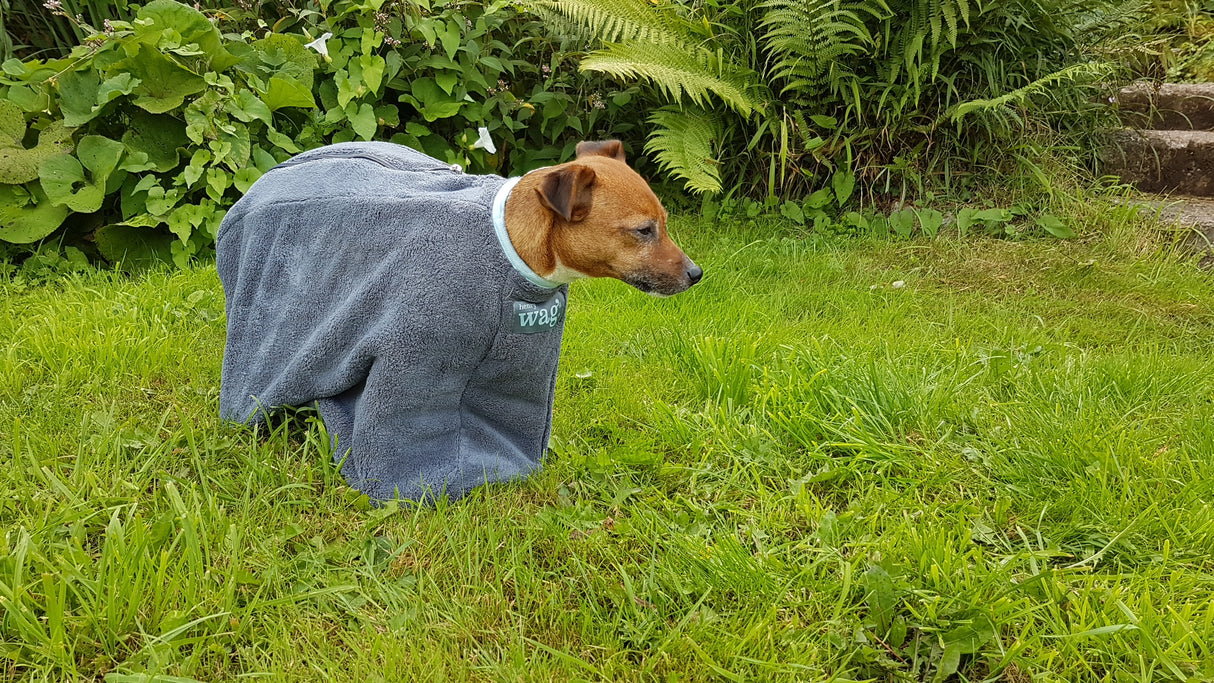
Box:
left=686, top=263, right=703, bottom=286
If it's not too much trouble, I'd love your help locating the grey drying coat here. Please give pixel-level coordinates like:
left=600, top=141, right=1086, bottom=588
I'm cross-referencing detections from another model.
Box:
left=217, top=142, right=569, bottom=501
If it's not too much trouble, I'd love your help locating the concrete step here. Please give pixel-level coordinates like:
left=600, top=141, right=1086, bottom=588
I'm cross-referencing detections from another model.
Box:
left=1117, top=83, right=1214, bottom=130
left=1141, top=194, right=1214, bottom=237
left=1136, top=195, right=1214, bottom=266
left=1102, top=129, right=1214, bottom=195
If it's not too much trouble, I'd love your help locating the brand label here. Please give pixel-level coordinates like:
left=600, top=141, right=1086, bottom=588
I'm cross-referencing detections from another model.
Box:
left=508, top=290, right=566, bottom=333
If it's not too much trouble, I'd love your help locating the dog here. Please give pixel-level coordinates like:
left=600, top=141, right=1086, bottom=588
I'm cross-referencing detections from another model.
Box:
left=217, top=139, right=700, bottom=502
left=504, top=139, right=702, bottom=295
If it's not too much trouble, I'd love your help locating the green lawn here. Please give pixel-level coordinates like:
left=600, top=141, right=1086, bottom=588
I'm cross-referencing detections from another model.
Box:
left=3, top=207, right=1213, bottom=681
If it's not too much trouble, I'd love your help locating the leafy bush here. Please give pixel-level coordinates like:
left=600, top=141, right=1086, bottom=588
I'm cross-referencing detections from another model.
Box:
left=0, top=0, right=641, bottom=267
left=1126, top=0, right=1214, bottom=81
left=2, top=1, right=311, bottom=266
left=293, top=0, right=643, bottom=172
left=540, top=0, right=1138, bottom=198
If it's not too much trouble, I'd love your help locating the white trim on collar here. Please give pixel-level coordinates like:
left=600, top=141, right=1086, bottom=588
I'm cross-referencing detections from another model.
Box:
left=492, top=173, right=561, bottom=289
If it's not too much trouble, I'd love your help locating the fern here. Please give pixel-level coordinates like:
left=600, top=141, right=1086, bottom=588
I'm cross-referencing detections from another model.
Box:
left=884, top=0, right=971, bottom=86
left=1070, top=0, right=1147, bottom=46
left=646, top=107, right=723, bottom=194
left=760, top=0, right=882, bottom=95
left=536, top=0, right=685, bottom=45
left=549, top=0, right=1128, bottom=197
left=580, top=41, right=765, bottom=116
left=523, top=4, right=602, bottom=43
left=948, top=62, right=1114, bottom=123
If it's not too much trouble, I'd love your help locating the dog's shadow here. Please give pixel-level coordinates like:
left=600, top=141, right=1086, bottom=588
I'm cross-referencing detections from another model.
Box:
left=250, top=403, right=324, bottom=445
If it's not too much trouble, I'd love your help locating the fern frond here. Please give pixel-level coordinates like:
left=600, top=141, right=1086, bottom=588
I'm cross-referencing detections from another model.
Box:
left=945, top=0, right=969, bottom=46
left=538, top=0, right=685, bottom=45
left=580, top=41, right=765, bottom=116
left=759, top=0, right=880, bottom=96
left=882, top=0, right=973, bottom=85
left=646, top=107, right=723, bottom=194
left=948, top=62, right=1113, bottom=123
left=524, top=4, right=601, bottom=43
left=1070, top=0, right=1146, bottom=47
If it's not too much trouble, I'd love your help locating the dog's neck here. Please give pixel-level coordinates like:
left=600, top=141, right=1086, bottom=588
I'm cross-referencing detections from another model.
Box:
left=504, top=170, right=587, bottom=285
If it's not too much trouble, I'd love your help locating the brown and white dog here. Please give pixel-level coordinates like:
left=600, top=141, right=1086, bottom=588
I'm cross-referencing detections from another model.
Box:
left=218, top=137, right=700, bottom=501
left=504, top=140, right=703, bottom=296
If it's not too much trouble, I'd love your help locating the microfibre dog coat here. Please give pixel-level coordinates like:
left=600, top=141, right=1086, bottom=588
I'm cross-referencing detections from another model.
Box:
left=216, top=142, right=569, bottom=502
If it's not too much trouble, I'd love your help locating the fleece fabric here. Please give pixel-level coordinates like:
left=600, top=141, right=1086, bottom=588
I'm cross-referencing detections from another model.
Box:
left=216, top=142, right=569, bottom=502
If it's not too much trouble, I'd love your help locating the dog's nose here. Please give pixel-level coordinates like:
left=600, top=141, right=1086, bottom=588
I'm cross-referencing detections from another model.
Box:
left=687, top=264, right=703, bottom=286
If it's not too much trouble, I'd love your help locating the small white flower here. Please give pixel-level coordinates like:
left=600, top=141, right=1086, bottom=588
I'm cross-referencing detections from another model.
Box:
left=305, top=32, right=332, bottom=58
left=891, top=280, right=905, bottom=289
left=471, top=126, right=496, bottom=154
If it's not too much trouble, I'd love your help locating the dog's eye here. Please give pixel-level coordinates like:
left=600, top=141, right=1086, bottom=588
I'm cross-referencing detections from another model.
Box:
left=634, top=224, right=657, bottom=239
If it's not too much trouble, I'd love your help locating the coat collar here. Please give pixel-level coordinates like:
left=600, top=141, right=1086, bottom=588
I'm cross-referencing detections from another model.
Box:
left=492, top=172, right=561, bottom=289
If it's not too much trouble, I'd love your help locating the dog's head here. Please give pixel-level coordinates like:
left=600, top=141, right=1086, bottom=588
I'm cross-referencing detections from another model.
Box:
left=532, top=140, right=701, bottom=296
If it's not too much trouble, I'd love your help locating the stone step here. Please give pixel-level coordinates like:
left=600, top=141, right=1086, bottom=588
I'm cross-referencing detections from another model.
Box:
left=1136, top=195, right=1214, bottom=266
left=1101, top=129, right=1214, bottom=196
left=1142, top=195, right=1214, bottom=239
left=1117, top=83, right=1214, bottom=131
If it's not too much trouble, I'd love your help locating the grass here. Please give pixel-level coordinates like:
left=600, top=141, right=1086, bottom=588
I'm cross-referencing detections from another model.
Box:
left=3, top=203, right=1214, bottom=681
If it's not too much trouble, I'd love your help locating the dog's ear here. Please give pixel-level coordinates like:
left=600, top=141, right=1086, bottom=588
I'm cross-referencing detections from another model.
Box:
left=575, top=140, right=626, bottom=163
left=536, top=165, right=597, bottom=222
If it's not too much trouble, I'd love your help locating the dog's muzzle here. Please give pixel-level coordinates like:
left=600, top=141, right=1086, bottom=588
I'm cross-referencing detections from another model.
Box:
left=627, top=259, right=703, bottom=297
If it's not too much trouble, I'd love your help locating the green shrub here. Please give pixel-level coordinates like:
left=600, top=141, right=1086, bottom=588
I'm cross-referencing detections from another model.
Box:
left=1, top=1, right=312, bottom=266
left=293, top=0, right=643, bottom=172
left=540, top=0, right=1138, bottom=198
left=1125, top=0, right=1214, bottom=81
left=0, top=0, right=640, bottom=268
